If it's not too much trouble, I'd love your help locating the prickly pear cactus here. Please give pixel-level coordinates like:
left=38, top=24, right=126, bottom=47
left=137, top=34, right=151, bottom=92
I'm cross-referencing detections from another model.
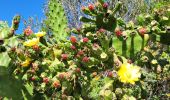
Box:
left=103, top=3, right=170, bottom=59
left=136, top=4, right=170, bottom=45
left=153, top=5, right=170, bottom=45
left=71, top=0, right=149, bottom=59
left=76, top=1, right=122, bottom=33
left=0, top=15, right=20, bottom=67
left=113, top=20, right=149, bottom=59
left=44, top=0, right=68, bottom=40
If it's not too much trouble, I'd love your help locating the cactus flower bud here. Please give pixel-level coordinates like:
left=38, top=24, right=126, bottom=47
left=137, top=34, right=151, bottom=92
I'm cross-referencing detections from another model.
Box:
left=43, top=77, right=49, bottom=84
left=31, top=76, right=36, bottom=81
left=78, top=50, right=84, bottom=56
left=70, top=45, right=76, bottom=50
left=58, top=73, right=65, bottom=80
left=14, top=20, right=19, bottom=25
left=61, top=54, right=68, bottom=60
left=103, top=2, right=108, bottom=9
left=70, top=36, right=77, bottom=43
left=75, top=68, right=81, bottom=73
left=32, top=45, right=39, bottom=51
left=107, top=71, right=113, bottom=78
left=88, top=4, right=95, bottom=11
left=82, top=56, right=89, bottom=62
left=139, top=27, right=147, bottom=36
left=99, top=28, right=106, bottom=33
left=115, top=28, right=122, bottom=37
left=53, top=81, right=61, bottom=88
left=24, top=26, right=33, bottom=36
left=83, top=37, right=89, bottom=43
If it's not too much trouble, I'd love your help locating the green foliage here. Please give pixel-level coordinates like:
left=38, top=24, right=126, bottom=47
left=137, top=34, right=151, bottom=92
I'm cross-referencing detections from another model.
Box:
left=44, top=0, right=68, bottom=41
left=0, top=0, right=170, bottom=100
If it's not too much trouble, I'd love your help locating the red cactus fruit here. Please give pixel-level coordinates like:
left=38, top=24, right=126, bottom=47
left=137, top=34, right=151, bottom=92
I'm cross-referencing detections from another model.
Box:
left=32, top=45, right=39, bottom=51
left=61, top=54, right=68, bottom=60
left=83, top=37, right=89, bottom=43
left=24, top=27, right=33, bottom=36
left=115, top=28, right=122, bottom=37
left=88, top=4, right=95, bottom=11
left=103, top=2, right=108, bottom=8
left=78, top=50, right=84, bottom=56
left=75, top=68, right=81, bottom=73
left=14, top=20, right=19, bottom=24
left=70, top=45, right=76, bottom=50
left=70, top=36, right=77, bottom=43
left=43, top=77, right=49, bottom=84
left=139, top=27, right=147, bottom=36
left=99, top=28, right=106, bottom=33
left=31, top=76, right=36, bottom=81
left=82, top=56, right=89, bottom=62
left=53, top=81, right=61, bottom=88
left=58, top=73, right=65, bottom=80
left=107, top=71, right=113, bottom=78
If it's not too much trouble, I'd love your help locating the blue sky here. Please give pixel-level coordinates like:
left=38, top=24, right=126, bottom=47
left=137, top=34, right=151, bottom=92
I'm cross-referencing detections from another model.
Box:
left=0, top=0, right=46, bottom=33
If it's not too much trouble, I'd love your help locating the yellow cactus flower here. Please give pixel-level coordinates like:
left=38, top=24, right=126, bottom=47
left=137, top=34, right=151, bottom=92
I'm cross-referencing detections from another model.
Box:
left=35, top=31, right=46, bottom=37
left=94, top=75, right=101, bottom=81
left=23, top=38, right=39, bottom=47
left=118, top=63, right=141, bottom=84
left=21, top=58, right=31, bottom=67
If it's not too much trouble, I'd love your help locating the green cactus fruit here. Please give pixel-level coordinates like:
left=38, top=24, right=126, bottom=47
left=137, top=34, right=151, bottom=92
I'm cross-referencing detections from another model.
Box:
left=44, top=0, right=68, bottom=41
